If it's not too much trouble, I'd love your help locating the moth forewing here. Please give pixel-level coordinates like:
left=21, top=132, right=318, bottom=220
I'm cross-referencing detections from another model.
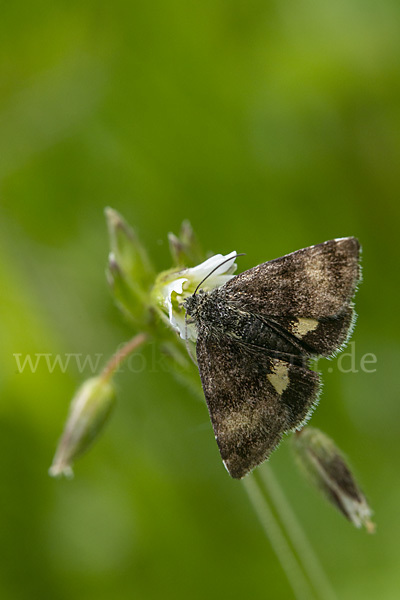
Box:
left=184, top=237, right=361, bottom=478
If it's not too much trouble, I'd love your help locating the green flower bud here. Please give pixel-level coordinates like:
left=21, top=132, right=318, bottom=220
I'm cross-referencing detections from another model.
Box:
left=49, top=376, right=116, bottom=478
left=107, top=254, right=144, bottom=324
left=293, top=427, right=375, bottom=533
left=105, top=208, right=154, bottom=321
left=168, top=232, right=186, bottom=267
left=168, top=220, right=204, bottom=267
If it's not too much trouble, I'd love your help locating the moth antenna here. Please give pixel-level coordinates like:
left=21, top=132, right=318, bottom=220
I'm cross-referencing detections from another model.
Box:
left=193, top=253, right=245, bottom=296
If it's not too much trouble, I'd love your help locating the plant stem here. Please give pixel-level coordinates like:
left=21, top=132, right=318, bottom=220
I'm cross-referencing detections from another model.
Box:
left=101, top=332, right=148, bottom=381
left=259, top=465, right=337, bottom=600
left=243, top=475, right=316, bottom=600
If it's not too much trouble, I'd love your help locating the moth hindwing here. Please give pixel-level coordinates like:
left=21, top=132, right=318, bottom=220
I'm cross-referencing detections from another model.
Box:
left=184, top=237, right=361, bottom=479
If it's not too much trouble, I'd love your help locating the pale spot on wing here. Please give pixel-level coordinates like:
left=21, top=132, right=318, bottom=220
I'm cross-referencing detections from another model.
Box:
left=267, top=360, right=289, bottom=395
left=306, top=253, right=326, bottom=284
left=291, top=317, right=319, bottom=338
left=222, top=412, right=252, bottom=432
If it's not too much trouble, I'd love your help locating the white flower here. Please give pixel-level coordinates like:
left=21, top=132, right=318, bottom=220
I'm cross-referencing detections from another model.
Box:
left=153, top=251, right=238, bottom=340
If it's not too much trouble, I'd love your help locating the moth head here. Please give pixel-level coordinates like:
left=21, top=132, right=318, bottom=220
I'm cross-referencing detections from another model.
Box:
left=183, top=253, right=245, bottom=320
left=182, top=290, right=206, bottom=318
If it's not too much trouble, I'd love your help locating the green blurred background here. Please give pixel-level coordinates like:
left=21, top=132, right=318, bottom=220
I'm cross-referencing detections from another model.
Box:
left=1, top=1, right=400, bottom=598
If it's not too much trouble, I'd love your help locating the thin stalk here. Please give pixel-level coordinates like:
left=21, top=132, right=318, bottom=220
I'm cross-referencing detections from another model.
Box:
left=243, top=475, right=316, bottom=600
left=259, top=465, right=337, bottom=600
left=101, top=332, right=148, bottom=381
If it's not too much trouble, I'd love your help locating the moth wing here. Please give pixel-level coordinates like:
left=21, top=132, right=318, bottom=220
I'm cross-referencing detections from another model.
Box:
left=196, top=331, right=320, bottom=479
left=223, top=237, right=361, bottom=356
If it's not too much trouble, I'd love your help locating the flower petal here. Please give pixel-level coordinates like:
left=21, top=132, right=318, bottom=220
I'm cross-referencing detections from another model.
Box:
left=185, top=251, right=237, bottom=282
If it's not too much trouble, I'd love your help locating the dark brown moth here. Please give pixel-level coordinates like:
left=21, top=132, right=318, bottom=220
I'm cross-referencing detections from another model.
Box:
left=183, top=238, right=361, bottom=479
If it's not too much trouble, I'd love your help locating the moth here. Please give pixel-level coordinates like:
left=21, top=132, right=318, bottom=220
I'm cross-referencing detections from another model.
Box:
left=183, top=237, right=361, bottom=479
